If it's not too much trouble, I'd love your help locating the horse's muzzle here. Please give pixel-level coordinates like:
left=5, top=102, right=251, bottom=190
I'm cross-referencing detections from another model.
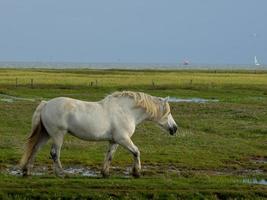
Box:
left=169, top=125, right=177, bottom=135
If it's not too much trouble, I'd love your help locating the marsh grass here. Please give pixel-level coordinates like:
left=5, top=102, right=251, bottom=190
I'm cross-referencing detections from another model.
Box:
left=0, top=69, right=266, bottom=199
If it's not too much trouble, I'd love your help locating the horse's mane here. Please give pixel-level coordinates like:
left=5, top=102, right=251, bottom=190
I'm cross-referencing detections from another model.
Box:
left=111, top=91, right=170, bottom=119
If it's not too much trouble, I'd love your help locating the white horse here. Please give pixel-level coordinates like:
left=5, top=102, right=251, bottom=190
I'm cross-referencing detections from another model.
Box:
left=20, top=91, right=178, bottom=178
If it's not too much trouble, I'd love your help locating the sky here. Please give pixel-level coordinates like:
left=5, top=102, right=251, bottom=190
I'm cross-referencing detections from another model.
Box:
left=0, top=0, right=266, bottom=65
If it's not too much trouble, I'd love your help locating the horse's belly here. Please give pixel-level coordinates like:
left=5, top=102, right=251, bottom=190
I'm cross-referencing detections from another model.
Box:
left=67, top=114, right=112, bottom=141
left=69, top=128, right=112, bottom=141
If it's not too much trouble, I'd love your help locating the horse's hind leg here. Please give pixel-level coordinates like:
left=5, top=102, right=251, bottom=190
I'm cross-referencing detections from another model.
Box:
left=50, top=131, right=65, bottom=177
left=101, top=142, right=118, bottom=178
left=22, top=133, right=49, bottom=176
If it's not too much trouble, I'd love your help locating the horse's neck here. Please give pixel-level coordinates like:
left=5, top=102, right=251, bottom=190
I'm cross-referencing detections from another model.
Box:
left=132, top=107, right=149, bottom=125
left=113, top=97, right=149, bottom=125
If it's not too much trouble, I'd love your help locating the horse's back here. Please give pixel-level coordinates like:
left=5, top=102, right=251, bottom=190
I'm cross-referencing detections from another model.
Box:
left=40, top=97, right=112, bottom=140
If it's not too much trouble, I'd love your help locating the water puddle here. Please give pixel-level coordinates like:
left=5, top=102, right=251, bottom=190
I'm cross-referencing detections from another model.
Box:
left=4, top=165, right=266, bottom=178
left=6, top=166, right=47, bottom=176
left=64, top=166, right=98, bottom=177
left=0, top=94, right=35, bottom=102
left=6, top=167, right=22, bottom=176
left=168, top=97, right=219, bottom=103
left=0, top=98, right=14, bottom=103
left=243, top=178, right=267, bottom=185
left=6, top=166, right=98, bottom=177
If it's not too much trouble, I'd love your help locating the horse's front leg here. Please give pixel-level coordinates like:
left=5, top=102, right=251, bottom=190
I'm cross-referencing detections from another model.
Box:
left=101, top=142, right=118, bottom=178
left=117, top=137, right=141, bottom=178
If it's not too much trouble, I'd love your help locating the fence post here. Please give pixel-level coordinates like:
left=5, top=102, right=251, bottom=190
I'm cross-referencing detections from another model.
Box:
left=152, top=80, right=155, bottom=88
left=15, top=78, right=18, bottom=87
left=31, top=79, right=34, bottom=88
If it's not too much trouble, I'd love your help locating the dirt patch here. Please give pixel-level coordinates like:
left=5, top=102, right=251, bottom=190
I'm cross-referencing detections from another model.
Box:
left=250, top=156, right=267, bottom=164
left=142, top=165, right=266, bottom=177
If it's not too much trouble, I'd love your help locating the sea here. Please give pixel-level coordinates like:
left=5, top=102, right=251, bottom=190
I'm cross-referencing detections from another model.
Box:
left=0, top=61, right=266, bottom=70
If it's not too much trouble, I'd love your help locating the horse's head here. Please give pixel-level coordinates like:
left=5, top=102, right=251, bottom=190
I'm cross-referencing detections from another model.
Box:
left=113, top=91, right=178, bottom=135
left=155, top=97, right=178, bottom=135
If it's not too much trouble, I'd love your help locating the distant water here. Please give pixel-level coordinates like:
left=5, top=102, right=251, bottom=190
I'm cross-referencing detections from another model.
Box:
left=0, top=61, right=266, bottom=70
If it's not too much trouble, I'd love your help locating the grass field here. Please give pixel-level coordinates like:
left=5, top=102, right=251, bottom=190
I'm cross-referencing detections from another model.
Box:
left=0, top=68, right=267, bottom=199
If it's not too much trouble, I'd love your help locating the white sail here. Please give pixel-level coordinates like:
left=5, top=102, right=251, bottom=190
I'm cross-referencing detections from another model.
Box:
left=254, top=56, right=260, bottom=66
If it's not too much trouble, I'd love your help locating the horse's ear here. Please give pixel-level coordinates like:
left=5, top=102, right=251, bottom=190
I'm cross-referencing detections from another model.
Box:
left=164, top=96, right=170, bottom=102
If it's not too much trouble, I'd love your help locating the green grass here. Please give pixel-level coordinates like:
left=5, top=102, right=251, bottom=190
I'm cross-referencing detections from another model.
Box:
left=0, top=174, right=266, bottom=200
left=0, top=68, right=266, bottom=199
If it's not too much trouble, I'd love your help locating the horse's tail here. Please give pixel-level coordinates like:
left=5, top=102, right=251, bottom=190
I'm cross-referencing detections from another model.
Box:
left=20, top=100, right=49, bottom=169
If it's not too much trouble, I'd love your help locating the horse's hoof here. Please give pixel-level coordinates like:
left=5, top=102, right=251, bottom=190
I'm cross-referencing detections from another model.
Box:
left=101, top=170, right=110, bottom=178
left=22, top=173, right=29, bottom=177
left=132, top=169, right=141, bottom=178
left=22, top=168, right=30, bottom=177
left=132, top=172, right=141, bottom=178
